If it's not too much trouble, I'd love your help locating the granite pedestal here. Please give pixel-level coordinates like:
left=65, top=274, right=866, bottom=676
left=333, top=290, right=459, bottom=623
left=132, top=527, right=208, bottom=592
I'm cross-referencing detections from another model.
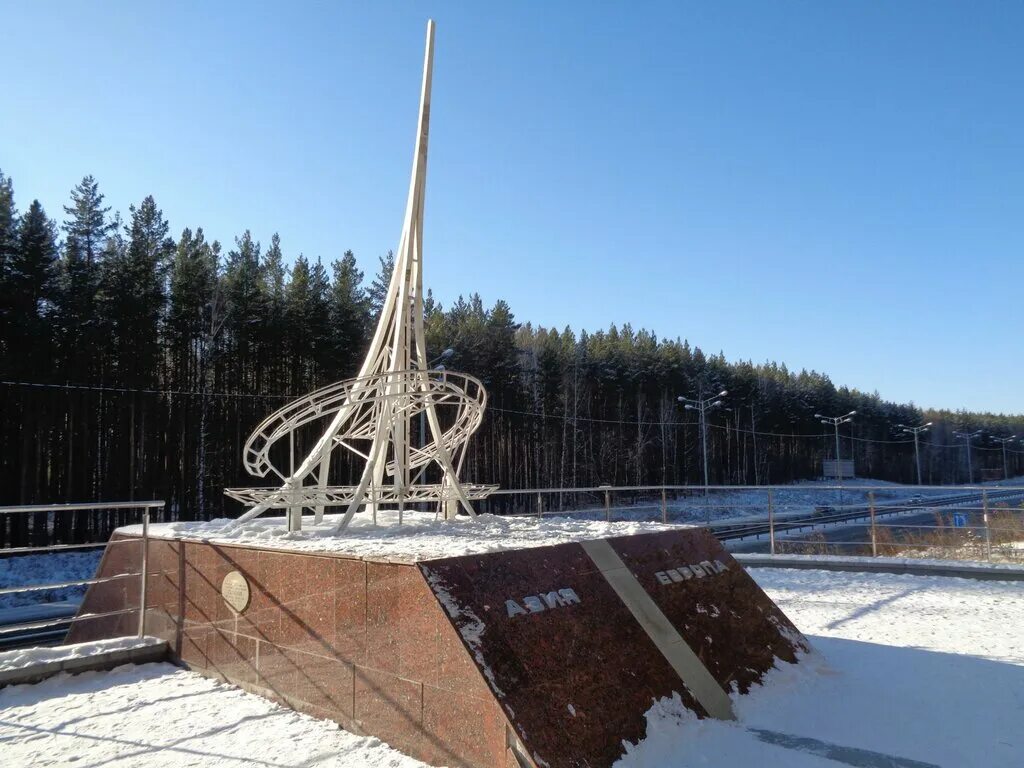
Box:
left=69, top=526, right=806, bottom=768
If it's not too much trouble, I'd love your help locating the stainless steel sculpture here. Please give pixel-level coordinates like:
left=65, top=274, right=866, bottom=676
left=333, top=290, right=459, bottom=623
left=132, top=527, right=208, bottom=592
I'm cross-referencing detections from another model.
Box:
left=226, top=20, right=496, bottom=532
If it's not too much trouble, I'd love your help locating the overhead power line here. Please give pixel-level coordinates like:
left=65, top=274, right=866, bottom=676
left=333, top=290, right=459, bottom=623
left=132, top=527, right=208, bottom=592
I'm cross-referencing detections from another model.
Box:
left=2, top=378, right=1023, bottom=454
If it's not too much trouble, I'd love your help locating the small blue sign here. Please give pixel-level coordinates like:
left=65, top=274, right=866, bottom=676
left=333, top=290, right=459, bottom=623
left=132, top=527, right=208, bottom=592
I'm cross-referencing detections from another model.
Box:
left=953, top=512, right=968, bottom=528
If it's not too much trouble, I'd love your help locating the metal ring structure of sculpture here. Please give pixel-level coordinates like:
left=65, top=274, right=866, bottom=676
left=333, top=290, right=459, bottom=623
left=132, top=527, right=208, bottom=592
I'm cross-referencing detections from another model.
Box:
left=239, top=370, right=487, bottom=483
left=224, top=369, right=491, bottom=508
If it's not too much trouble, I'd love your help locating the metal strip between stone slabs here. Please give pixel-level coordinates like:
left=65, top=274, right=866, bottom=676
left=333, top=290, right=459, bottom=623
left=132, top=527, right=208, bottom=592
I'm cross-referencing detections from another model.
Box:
left=580, top=539, right=736, bottom=721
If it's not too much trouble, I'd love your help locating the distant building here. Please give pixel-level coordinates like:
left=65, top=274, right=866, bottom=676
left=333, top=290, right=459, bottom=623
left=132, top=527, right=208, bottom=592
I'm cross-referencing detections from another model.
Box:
left=822, top=459, right=855, bottom=479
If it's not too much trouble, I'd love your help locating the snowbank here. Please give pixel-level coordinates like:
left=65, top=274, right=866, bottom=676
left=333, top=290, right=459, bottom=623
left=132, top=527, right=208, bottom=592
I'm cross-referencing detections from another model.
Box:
left=117, top=510, right=689, bottom=561
left=0, top=636, right=163, bottom=673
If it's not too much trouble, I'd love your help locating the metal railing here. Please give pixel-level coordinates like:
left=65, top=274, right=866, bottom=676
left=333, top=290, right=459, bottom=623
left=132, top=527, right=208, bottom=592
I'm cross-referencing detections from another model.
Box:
left=767, top=495, right=1024, bottom=563
left=0, top=501, right=163, bottom=647
left=0, top=499, right=167, bottom=553
left=473, top=483, right=1024, bottom=563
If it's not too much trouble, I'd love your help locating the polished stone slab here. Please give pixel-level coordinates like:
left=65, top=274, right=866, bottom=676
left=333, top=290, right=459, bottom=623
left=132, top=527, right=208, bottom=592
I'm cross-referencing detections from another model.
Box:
left=70, top=526, right=806, bottom=768
left=419, top=528, right=807, bottom=767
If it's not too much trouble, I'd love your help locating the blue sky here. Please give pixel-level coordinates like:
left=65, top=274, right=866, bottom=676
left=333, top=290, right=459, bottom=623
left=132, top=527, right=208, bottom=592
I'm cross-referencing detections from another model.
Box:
left=3, top=2, right=1022, bottom=413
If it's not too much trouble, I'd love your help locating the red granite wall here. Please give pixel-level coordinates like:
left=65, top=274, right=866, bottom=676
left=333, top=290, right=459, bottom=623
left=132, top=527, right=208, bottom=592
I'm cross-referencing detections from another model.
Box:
left=68, top=538, right=514, bottom=768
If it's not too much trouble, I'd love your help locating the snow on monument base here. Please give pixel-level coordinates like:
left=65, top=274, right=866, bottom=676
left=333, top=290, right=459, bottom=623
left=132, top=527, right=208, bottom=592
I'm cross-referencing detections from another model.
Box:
left=68, top=526, right=806, bottom=768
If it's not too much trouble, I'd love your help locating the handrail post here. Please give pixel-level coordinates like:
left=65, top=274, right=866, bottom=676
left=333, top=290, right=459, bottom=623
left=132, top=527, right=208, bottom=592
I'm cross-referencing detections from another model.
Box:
left=768, top=488, right=776, bottom=555
left=869, top=491, right=877, bottom=557
left=137, top=506, right=150, bottom=638
left=604, top=488, right=611, bottom=522
left=983, top=490, right=991, bottom=561
left=536, top=492, right=543, bottom=518
left=661, top=487, right=668, bottom=524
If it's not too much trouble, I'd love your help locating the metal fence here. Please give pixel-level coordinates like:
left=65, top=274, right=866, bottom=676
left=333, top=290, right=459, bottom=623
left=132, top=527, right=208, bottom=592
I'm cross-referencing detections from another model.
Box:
left=0, top=501, right=161, bottom=648
left=3, top=485, right=1023, bottom=649
left=473, top=484, right=1024, bottom=564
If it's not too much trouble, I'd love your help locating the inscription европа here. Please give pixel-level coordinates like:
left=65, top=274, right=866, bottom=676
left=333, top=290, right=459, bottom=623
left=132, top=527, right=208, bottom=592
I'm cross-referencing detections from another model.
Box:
left=654, top=559, right=729, bottom=585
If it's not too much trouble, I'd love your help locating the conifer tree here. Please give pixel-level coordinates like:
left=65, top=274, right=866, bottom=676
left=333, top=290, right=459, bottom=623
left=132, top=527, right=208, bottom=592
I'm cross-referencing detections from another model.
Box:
left=63, top=176, right=113, bottom=265
left=308, top=257, right=333, bottom=381
left=54, top=176, right=114, bottom=378
left=0, top=170, right=19, bottom=361
left=222, top=231, right=265, bottom=391
left=167, top=227, right=223, bottom=517
left=367, top=250, right=395, bottom=321
left=99, top=196, right=173, bottom=385
left=329, top=250, right=368, bottom=377
left=284, top=254, right=313, bottom=392
left=167, top=228, right=220, bottom=387
left=6, top=200, right=58, bottom=376
left=261, top=233, right=288, bottom=391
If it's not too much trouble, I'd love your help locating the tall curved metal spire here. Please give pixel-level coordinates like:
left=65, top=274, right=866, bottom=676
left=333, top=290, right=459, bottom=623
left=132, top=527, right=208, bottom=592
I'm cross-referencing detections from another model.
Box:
left=226, top=20, right=496, bottom=532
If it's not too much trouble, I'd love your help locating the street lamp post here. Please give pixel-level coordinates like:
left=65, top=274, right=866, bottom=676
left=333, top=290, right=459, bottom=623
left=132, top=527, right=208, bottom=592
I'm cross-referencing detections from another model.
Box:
left=952, top=429, right=983, bottom=484
left=815, top=410, right=855, bottom=507
left=897, top=422, right=932, bottom=485
left=815, top=411, right=856, bottom=477
left=993, top=435, right=1017, bottom=480
left=677, top=390, right=727, bottom=496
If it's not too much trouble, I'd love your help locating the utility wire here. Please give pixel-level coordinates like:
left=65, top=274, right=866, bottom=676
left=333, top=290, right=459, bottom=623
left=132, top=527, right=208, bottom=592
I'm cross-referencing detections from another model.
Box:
left=3, top=378, right=1023, bottom=454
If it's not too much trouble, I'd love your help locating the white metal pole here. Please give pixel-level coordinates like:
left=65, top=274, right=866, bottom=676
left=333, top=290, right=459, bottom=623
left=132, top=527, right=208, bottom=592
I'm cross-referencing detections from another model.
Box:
left=914, top=431, right=922, bottom=486
left=701, top=403, right=710, bottom=495
left=137, top=507, right=149, bottom=638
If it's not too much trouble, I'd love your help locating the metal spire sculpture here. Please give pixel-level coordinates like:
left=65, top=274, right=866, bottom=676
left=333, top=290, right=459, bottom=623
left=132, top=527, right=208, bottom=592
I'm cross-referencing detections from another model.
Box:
left=226, top=20, right=497, bottom=533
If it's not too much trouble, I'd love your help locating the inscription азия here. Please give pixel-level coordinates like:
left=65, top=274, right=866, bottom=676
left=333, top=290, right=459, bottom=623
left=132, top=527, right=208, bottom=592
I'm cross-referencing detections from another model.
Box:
left=505, top=587, right=581, bottom=618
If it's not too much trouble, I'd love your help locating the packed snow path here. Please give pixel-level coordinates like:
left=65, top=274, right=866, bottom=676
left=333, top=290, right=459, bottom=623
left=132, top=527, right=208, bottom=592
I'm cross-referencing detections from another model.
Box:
left=0, top=569, right=1021, bottom=767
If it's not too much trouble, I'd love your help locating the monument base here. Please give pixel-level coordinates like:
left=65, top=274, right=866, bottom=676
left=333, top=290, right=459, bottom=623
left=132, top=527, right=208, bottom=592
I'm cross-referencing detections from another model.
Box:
left=69, top=522, right=806, bottom=768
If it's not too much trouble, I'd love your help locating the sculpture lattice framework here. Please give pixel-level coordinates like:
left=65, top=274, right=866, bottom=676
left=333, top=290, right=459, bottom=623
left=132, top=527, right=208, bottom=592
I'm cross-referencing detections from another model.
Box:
left=225, top=20, right=497, bottom=533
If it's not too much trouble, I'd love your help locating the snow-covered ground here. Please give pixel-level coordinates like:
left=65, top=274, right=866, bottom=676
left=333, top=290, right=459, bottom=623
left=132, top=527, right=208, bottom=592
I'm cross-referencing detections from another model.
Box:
left=669, top=478, right=918, bottom=520
left=619, top=569, right=1024, bottom=767
left=554, top=478, right=958, bottom=525
left=1, top=568, right=1020, bottom=767
left=0, top=636, right=164, bottom=674
left=565, top=476, right=1024, bottom=526
left=0, top=550, right=102, bottom=609
left=0, top=664, right=429, bottom=768
left=895, top=538, right=1024, bottom=564
left=117, top=510, right=689, bottom=561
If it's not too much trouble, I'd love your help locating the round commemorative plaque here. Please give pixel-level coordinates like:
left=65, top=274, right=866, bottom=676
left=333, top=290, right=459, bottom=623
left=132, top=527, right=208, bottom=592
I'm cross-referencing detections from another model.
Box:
left=221, top=570, right=251, bottom=613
